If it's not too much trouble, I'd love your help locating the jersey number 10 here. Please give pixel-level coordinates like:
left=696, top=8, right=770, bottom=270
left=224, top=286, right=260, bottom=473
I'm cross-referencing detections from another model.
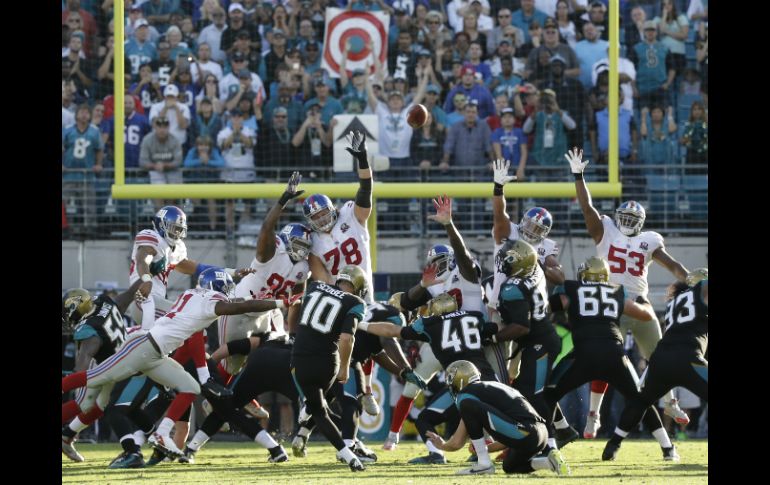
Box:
left=300, top=292, right=342, bottom=334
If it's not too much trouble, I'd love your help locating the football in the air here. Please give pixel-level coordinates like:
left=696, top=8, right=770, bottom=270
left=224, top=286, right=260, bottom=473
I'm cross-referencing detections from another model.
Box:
left=407, top=104, right=429, bottom=128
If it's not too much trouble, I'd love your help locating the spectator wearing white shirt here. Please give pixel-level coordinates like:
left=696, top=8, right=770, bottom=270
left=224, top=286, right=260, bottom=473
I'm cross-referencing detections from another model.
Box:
left=446, top=0, right=491, bottom=33
left=217, top=108, right=257, bottom=229
left=196, top=6, right=228, bottom=64
left=190, top=42, right=224, bottom=86
left=149, top=84, right=192, bottom=146
left=219, top=52, right=266, bottom=104
left=591, top=45, right=637, bottom=112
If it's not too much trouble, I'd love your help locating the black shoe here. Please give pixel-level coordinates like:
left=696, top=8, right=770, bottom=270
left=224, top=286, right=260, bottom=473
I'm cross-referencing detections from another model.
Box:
left=353, top=442, right=378, bottom=463
left=146, top=448, right=168, bottom=467
left=201, top=378, right=233, bottom=400
left=178, top=447, right=196, bottom=464
left=349, top=457, right=366, bottom=472
left=555, top=425, right=580, bottom=449
left=408, top=452, right=447, bottom=464
left=602, top=439, right=621, bottom=461
left=268, top=445, right=289, bottom=463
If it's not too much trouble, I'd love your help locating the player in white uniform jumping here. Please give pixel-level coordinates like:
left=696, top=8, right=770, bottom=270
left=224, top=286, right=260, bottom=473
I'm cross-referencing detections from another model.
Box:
left=60, top=268, right=289, bottom=458
left=566, top=147, right=691, bottom=438
left=383, top=195, right=488, bottom=451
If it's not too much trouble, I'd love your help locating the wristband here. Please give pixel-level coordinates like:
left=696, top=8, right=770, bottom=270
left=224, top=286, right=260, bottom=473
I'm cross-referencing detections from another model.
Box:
left=141, top=274, right=152, bottom=283
left=573, top=173, right=583, bottom=180
left=278, top=191, right=294, bottom=208
left=357, top=321, right=370, bottom=331
left=493, top=183, right=504, bottom=196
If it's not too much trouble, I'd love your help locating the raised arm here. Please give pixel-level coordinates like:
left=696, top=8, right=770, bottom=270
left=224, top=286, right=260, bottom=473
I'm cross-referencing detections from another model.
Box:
left=256, top=172, right=305, bottom=263
left=427, top=195, right=478, bottom=283
left=491, top=159, right=517, bottom=244
left=215, top=298, right=284, bottom=316
left=652, top=247, right=689, bottom=282
left=344, top=131, right=373, bottom=224
left=565, top=147, right=604, bottom=243
left=308, top=253, right=334, bottom=283
left=365, top=72, right=379, bottom=112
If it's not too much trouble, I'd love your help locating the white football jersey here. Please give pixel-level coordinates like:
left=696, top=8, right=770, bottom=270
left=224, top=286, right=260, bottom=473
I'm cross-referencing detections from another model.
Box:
left=129, top=229, right=188, bottom=299
left=427, top=265, right=485, bottom=313
left=310, top=201, right=374, bottom=302
left=150, top=288, right=226, bottom=355
left=235, top=237, right=310, bottom=315
left=489, top=222, right=559, bottom=309
left=596, top=215, right=664, bottom=298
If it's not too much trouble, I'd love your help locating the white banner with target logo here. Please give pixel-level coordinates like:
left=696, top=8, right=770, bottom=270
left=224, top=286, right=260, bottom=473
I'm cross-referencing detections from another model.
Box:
left=322, top=8, right=389, bottom=79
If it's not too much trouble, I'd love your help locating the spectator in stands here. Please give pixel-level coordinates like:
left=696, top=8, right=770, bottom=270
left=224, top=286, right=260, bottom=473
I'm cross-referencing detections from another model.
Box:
left=525, top=17, right=580, bottom=81
left=696, top=23, right=707, bottom=105
left=224, top=70, right=260, bottom=115
left=511, top=0, right=549, bottom=43
left=91, top=103, right=105, bottom=133
left=103, top=96, right=150, bottom=175
left=218, top=108, right=257, bottom=227
left=492, top=107, right=528, bottom=181
left=582, top=1, right=609, bottom=40
left=442, top=100, right=493, bottom=175
left=291, top=104, right=332, bottom=172
left=592, top=45, right=637, bottom=112
left=95, top=35, right=115, bottom=100
left=174, top=66, right=197, bottom=119
left=574, top=22, right=608, bottom=89
left=140, top=115, right=183, bottom=209
left=166, top=26, right=192, bottom=63
left=652, top=0, right=690, bottom=79
left=220, top=54, right=267, bottom=105
left=127, top=4, right=161, bottom=43
left=555, top=0, right=578, bottom=48
left=293, top=19, right=318, bottom=51
left=229, top=30, right=262, bottom=74
left=486, top=91, right=512, bottom=131
left=125, top=19, right=157, bottom=78
left=221, top=3, right=260, bottom=58
left=625, top=5, right=647, bottom=49
left=367, top=71, right=429, bottom=180
left=62, top=0, right=97, bottom=56
left=468, top=0, right=494, bottom=33
left=446, top=0, right=486, bottom=33
left=142, top=0, right=176, bottom=34
left=639, top=105, right=677, bottom=172
left=304, top=78, right=343, bottom=125
left=62, top=31, right=94, bottom=95
left=149, top=84, right=191, bottom=146
left=261, top=29, right=289, bottom=87
left=389, top=30, right=416, bottom=80
left=680, top=67, right=701, bottom=97
left=388, top=8, right=412, bottom=50
left=151, top=39, right=176, bottom=89
left=184, top=135, right=224, bottom=231
left=270, top=4, right=296, bottom=39
left=460, top=12, right=488, bottom=59
left=197, top=6, right=228, bottom=64
left=424, top=84, right=447, bottom=133
left=195, top=73, right=224, bottom=114
left=680, top=101, right=707, bottom=173
left=523, top=88, right=576, bottom=171
left=263, top=82, right=305, bottom=132
left=424, top=10, right=454, bottom=51
left=629, top=21, right=675, bottom=110
left=191, top=43, right=224, bottom=86
left=466, top=42, right=492, bottom=83
left=444, top=66, right=496, bottom=118
left=62, top=84, right=75, bottom=129
left=590, top=88, right=637, bottom=166
left=257, top=106, right=298, bottom=176
left=193, top=96, right=223, bottom=141
left=452, top=31, right=472, bottom=62
left=517, top=20, right=542, bottom=60
left=541, top=54, right=586, bottom=150
left=411, top=112, right=446, bottom=175
left=62, top=104, right=104, bottom=229
left=302, top=40, right=323, bottom=75
left=446, top=92, right=468, bottom=127
left=489, top=52, right=524, bottom=97
left=411, top=48, right=441, bottom=91
left=487, top=8, right=524, bottom=54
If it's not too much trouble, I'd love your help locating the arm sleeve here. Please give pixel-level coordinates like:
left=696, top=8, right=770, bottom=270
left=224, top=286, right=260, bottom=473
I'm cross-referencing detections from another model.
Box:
left=400, top=318, right=429, bottom=342
left=341, top=302, right=365, bottom=335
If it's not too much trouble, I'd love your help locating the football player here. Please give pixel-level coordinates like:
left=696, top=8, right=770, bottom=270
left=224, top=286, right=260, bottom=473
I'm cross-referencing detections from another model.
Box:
left=566, top=147, right=691, bottom=437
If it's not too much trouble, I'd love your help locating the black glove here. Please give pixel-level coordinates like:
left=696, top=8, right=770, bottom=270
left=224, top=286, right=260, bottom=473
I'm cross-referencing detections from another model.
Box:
left=278, top=171, right=305, bottom=208
left=635, top=295, right=650, bottom=305
left=400, top=368, right=428, bottom=390
left=481, top=321, right=499, bottom=345
left=201, top=377, right=233, bottom=401
left=345, top=131, right=369, bottom=169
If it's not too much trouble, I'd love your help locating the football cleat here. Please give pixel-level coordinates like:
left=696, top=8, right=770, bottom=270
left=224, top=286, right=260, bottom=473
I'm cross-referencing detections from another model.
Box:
left=348, top=457, right=366, bottom=472
left=108, top=451, right=145, bottom=469
left=664, top=399, right=690, bottom=426
left=408, top=452, right=447, bottom=465
left=268, top=445, right=289, bottom=463
left=382, top=436, right=398, bottom=451
left=602, top=438, right=621, bottom=461
left=244, top=401, right=270, bottom=420
left=456, top=462, right=495, bottom=475
left=62, top=435, right=85, bottom=462
left=555, top=425, right=580, bottom=449
left=292, top=434, right=308, bottom=458
left=584, top=411, right=601, bottom=439
left=353, top=442, right=378, bottom=463
left=149, top=432, right=184, bottom=458
left=360, top=393, right=380, bottom=416
left=547, top=448, right=571, bottom=476
left=178, top=447, right=196, bottom=464
left=145, top=448, right=168, bottom=467
left=663, top=445, right=681, bottom=462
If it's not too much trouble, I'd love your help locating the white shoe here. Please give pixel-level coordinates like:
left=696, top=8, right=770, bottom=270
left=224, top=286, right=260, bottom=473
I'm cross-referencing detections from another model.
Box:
left=664, top=399, right=690, bottom=426
left=360, top=393, right=380, bottom=416
left=244, top=401, right=270, bottom=420
left=149, top=432, right=183, bottom=458
left=457, top=462, right=495, bottom=475
left=584, top=411, right=601, bottom=439
left=382, top=436, right=398, bottom=451
left=62, top=435, right=85, bottom=462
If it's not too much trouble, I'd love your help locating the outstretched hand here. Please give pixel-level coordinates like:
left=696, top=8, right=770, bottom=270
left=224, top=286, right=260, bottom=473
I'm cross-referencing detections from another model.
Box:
left=493, top=159, right=517, bottom=185
left=279, top=171, right=305, bottom=207
left=565, top=147, right=589, bottom=174
left=427, top=195, right=453, bottom=226
left=345, top=130, right=367, bottom=155
left=420, top=263, right=441, bottom=288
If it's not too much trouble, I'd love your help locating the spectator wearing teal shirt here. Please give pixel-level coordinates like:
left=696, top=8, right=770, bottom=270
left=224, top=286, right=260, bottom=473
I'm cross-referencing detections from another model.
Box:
left=629, top=21, right=675, bottom=110
left=62, top=104, right=104, bottom=229
left=184, top=135, right=225, bottom=231
left=573, top=22, right=609, bottom=89
left=511, top=0, right=549, bottom=43
left=424, top=84, right=447, bottom=132
left=304, top=79, right=343, bottom=125
left=523, top=89, right=575, bottom=171
left=639, top=105, right=677, bottom=173
left=142, top=0, right=179, bottom=34
left=125, top=19, right=158, bottom=77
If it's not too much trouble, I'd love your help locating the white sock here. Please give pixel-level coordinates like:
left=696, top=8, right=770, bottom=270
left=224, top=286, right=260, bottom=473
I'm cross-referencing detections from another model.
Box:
left=156, top=417, right=174, bottom=436
left=652, top=428, right=673, bottom=448
left=589, top=392, right=605, bottom=415
left=298, top=426, right=311, bottom=438
left=547, top=437, right=557, bottom=449
left=133, top=430, right=146, bottom=446
left=531, top=455, right=552, bottom=471
left=471, top=438, right=492, bottom=466
left=337, top=446, right=356, bottom=463
left=664, top=390, right=676, bottom=404
left=344, top=439, right=355, bottom=448
left=554, top=417, right=569, bottom=430
left=188, top=430, right=210, bottom=451
left=425, top=440, right=443, bottom=455
left=387, top=431, right=399, bottom=442
left=69, top=416, right=88, bottom=433
left=255, top=430, right=279, bottom=449
left=614, top=427, right=629, bottom=438
left=141, top=298, right=156, bottom=330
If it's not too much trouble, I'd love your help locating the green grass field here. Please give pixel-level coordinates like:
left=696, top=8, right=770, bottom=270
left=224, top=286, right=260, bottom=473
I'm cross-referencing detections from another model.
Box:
left=62, top=439, right=707, bottom=484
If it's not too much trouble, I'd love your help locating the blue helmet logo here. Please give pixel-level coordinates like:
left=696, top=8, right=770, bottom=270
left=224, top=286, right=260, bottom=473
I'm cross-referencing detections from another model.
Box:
left=279, top=223, right=313, bottom=262
left=198, top=268, right=235, bottom=298
left=152, top=206, right=187, bottom=246
left=303, top=194, right=337, bottom=232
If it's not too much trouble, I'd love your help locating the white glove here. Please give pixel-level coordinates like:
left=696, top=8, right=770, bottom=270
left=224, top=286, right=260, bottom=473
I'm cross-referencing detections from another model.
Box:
left=493, top=159, right=517, bottom=185
left=565, top=147, right=589, bottom=174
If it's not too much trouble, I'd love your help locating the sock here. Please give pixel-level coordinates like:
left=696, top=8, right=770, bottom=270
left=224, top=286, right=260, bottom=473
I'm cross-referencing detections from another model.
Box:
left=426, top=440, right=443, bottom=455
left=531, top=455, right=552, bottom=471
left=216, top=362, right=231, bottom=383
left=652, top=428, right=673, bottom=448
left=62, top=371, right=87, bottom=393
left=255, top=429, right=279, bottom=449
left=471, top=438, right=492, bottom=466
left=62, top=400, right=82, bottom=423
left=156, top=417, right=175, bottom=436
left=547, top=437, right=557, bottom=449
left=387, top=431, right=400, bottom=443
left=390, top=396, right=415, bottom=433
left=298, top=426, right=311, bottom=439
left=188, top=430, right=210, bottom=451
left=344, top=439, right=355, bottom=448
left=69, top=416, right=88, bottom=434
left=362, top=359, right=374, bottom=376
left=62, top=423, right=77, bottom=439
left=77, top=405, right=104, bottom=426
left=589, top=381, right=609, bottom=414
left=664, top=390, right=676, bottom=405
left=165, top=393, right=196, bottom=422
left=133, top=430, right=146, bottom=447
left=613, top=428, right=629, bottom=439
left=141, top=298, right=156, bottom=329
left=120, top=435, right=140, bottom=454
left=338, top=446, right=357, bottom=463
left=554, top=416, right=569, bottom=430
